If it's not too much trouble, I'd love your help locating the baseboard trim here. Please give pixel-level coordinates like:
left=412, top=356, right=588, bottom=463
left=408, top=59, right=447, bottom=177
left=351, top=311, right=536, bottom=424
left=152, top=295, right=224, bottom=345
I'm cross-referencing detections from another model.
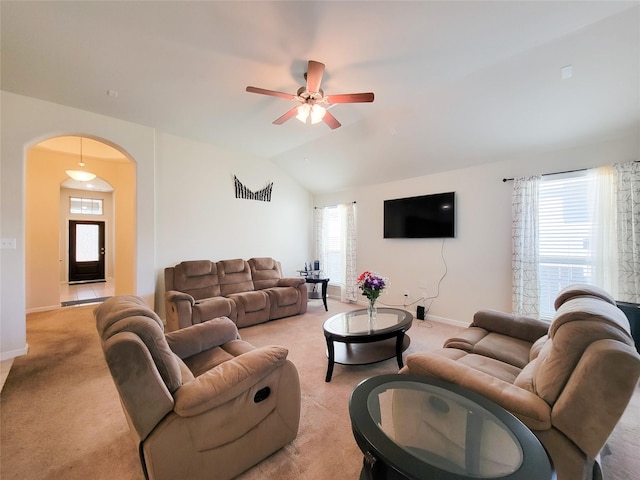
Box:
left=0, top=344, right=29, bottom=361
left=424, top=314, right=470, bottom=328
left=26, top=305, right=61, bottom=314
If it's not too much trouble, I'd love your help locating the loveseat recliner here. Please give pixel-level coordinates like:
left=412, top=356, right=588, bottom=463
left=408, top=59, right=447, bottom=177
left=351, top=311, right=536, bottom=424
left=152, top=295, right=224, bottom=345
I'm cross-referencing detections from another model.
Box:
left=401, top=284, right=640, bottom=480
left=95, top=295, right=301, bottom=480
left=164, top=257, right=307, bottom=331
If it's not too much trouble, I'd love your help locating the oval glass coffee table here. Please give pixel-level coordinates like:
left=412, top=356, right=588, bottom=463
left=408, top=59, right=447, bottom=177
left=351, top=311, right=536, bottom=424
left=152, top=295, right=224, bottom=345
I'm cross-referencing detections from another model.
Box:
left=323, top=308, right=412, bottom=382
left=349, top=374, right=555, bottom=480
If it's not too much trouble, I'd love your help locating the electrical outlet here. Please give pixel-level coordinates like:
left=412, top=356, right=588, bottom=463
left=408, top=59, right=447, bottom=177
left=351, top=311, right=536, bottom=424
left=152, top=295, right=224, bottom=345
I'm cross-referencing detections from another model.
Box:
left=1, top=238, right=16, bottom=249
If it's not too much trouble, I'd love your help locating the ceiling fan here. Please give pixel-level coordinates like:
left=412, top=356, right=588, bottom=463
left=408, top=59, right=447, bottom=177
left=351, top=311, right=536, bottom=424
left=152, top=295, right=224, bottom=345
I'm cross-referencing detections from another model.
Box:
left=246, top=60, right=374, bottom=129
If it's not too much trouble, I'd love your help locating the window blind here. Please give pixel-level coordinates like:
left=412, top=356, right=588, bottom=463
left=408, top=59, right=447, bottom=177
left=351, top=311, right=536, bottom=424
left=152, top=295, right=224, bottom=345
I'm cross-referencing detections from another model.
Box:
left=538, top=172, right=596, bottom=318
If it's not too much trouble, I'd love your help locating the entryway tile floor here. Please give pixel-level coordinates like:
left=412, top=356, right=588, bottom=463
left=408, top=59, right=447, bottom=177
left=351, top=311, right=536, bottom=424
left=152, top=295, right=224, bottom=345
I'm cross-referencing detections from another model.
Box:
left=60, top=278, right=114, bottom=305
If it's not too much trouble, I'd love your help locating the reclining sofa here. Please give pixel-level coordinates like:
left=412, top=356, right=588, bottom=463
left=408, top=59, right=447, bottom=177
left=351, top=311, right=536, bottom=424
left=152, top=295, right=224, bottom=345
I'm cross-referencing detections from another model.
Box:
left=401, top=284, right=640, bottom=480
left=165, top=257, right=307, bottom=331
left=95, top=295, right=301, bottom=480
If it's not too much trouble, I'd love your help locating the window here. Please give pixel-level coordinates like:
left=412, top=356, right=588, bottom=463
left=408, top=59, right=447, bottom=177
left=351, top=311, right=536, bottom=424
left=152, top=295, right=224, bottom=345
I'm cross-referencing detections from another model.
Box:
left=70, top=197, right=103, bottom=215
left=315, top=203, right=357, bottom=302
left=323, top=206, right=344, bottom=284
left=538, top=172, right=596, bottom=318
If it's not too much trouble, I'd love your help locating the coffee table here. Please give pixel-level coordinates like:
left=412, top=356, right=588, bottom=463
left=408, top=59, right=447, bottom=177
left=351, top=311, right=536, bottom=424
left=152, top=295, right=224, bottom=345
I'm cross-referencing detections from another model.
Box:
left=323, top=308, right=412, bottom=382
left=349, top=374, right=555, bottom=480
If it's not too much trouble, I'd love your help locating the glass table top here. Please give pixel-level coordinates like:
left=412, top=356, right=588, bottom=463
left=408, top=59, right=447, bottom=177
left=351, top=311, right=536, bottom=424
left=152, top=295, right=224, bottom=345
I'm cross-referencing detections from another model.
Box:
left=349, top=375, right=553, bottom=480
left=367, top=380, right=523, bottom=477
left=323, top=308, right=412, bottom=337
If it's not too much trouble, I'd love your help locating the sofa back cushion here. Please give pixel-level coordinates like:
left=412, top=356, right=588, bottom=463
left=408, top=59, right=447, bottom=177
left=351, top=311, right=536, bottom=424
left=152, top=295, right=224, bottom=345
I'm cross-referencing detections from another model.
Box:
left=553, top=283, right=617, bottom=310
left=249, top=257, right=282, bottom=290
left=95, top=296, right=182, bottom=441
left=166, top=260, right=221, bottom=300
left=217, top=259, right=255, bottom=296
left=532, top=296, right=633, bottom=404
left=95, top=295, right=183, bottom=393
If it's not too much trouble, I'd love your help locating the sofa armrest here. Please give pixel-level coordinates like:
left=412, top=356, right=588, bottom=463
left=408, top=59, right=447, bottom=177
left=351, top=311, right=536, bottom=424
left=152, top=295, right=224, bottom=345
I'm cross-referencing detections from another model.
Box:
left=472, top=309, right=549, bottom=343
left=277, top=277, right=306, bottom=288
left=404, top=352, right=552, bottom=430
left=165, top=290, right=197, bottom=332
left=165, top=317, right=239, bottom=359
left=173, top=345, right=288, bottom=416
left=166, top=290, right=195, bottom=305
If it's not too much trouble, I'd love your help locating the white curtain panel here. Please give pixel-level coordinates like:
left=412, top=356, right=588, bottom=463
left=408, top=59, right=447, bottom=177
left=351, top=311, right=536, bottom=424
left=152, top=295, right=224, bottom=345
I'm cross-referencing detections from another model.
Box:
left=342, top=202, right=358, bottom=302
left=614, top=161, right=640, bottom=303
left=512, top=176, right=541, bottom=318
left=592, top=166, right=618, bottom=298
left=314, top=207, right=326, bottom=277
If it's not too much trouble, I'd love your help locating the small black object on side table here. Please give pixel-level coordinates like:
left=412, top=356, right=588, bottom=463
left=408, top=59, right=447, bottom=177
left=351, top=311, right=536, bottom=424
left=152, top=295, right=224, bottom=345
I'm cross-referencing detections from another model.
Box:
left=349, top=374, right=555, bottom=480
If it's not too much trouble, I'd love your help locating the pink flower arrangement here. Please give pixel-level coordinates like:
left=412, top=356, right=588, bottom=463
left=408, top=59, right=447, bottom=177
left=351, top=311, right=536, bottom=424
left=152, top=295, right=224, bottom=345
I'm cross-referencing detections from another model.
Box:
left=357, top=271, right=387, bottom=304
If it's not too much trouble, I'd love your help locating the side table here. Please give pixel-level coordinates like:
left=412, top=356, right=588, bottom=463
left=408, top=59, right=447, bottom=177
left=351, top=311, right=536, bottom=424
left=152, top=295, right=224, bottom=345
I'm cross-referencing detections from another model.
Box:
left=305, top=276, right=329, bottom=311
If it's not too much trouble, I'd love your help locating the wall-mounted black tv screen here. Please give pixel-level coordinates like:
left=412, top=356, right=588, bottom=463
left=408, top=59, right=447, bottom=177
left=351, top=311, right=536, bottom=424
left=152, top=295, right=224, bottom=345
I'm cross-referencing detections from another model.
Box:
left=384, top=192, right=455, bottom=238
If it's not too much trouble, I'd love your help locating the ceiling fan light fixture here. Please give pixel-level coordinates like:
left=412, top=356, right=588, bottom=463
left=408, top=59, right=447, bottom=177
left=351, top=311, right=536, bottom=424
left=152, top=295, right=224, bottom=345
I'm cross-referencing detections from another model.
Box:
left=66, top=137, right=96, bottom=182
left=296, top=103, right=311, bottom=123
left=310, top=104, right=326, bottom=124
left=296, top=103, right=326, bottom=125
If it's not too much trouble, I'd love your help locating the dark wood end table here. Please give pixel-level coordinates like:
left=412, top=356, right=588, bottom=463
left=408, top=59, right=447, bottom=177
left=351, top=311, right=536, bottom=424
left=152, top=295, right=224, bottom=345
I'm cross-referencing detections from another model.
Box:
left=305, top=276, right=330, bottom=311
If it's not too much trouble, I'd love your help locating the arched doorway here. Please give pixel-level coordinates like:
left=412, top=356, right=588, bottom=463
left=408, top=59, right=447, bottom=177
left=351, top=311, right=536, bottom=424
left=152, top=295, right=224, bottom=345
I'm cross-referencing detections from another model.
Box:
left=25, top=135, right=136, bottom=311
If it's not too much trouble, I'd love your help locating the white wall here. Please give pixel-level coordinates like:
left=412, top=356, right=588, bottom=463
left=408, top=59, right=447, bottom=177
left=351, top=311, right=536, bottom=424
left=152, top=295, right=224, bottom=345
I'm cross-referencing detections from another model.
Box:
left=1, top=92, right=156, bottom=360
left=0, top=91, right=312, bottom=360
left=315, top=133, right=639, bottom=324
left=154, top=132, right=313, bottom=316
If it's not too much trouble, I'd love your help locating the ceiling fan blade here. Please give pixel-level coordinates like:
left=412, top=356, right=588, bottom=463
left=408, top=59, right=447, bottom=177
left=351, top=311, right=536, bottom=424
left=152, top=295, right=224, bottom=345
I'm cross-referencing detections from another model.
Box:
left=246, top=86, right=296, bottom=100
left=273, top=106, right=299, bottom=125
left=325, top=92, right=375, bottom=104
left=306, top=60, right=325, bottom=93
left=322, top=110, right=341, bottom=129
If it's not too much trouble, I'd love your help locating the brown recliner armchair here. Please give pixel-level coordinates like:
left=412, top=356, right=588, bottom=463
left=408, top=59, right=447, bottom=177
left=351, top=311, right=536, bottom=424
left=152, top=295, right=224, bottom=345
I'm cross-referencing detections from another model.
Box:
left=401, top=284, right=640, bottom=480
left=95, top=295, right=301, bottom=480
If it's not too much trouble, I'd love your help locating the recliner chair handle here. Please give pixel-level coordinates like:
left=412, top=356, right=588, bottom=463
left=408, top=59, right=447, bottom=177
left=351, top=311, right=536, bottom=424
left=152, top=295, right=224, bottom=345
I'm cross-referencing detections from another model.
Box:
left=254, top=387, right=271, bottom=403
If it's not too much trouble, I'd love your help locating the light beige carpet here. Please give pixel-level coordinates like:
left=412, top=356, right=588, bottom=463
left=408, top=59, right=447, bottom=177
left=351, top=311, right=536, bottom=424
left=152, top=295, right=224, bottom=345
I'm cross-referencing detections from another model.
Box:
left=1, top=299, right=638, bottom=479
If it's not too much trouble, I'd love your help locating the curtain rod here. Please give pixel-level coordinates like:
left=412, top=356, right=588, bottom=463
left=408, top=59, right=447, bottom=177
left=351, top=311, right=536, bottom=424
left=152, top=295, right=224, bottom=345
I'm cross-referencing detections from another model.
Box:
left=314, top=201, right=356, bottom=209
left=502, top=160, right=639, bottom=182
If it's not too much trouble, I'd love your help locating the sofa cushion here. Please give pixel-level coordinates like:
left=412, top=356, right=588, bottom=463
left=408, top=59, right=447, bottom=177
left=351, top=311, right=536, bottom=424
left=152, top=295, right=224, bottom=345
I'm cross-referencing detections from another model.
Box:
left=249, top=257, right=282, bottom=290
left=217, top=259, right=255, bottom=296
left=472, top=333, right=533, bottom=369
left=171, top=261, right=221, bottom=300
left=457, top=353, right=522, bottom=384
left=266, top=286, right=299, bottom=307
left=229, top=291, right=269, bottom=313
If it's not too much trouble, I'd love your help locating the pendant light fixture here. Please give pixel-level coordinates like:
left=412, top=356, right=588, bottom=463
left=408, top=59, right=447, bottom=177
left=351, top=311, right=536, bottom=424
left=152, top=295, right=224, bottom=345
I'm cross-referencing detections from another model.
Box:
left=65, top=137, right=96, bottom=182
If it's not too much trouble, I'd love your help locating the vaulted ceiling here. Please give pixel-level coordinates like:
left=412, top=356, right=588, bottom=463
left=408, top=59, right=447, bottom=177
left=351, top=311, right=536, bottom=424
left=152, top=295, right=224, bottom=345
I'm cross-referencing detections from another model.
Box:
left=2, top=1, right=638, bottom=193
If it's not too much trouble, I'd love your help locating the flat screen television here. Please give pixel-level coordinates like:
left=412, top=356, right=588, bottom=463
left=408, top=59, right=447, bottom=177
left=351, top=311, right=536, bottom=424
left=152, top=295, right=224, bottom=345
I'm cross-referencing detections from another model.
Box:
left=384, top=192, right=455, bottom=238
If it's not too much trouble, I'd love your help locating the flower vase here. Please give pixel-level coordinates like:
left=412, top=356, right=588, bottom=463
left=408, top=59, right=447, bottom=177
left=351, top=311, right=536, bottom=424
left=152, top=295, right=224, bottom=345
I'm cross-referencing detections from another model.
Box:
left=367, top=299, right=377, bottom=323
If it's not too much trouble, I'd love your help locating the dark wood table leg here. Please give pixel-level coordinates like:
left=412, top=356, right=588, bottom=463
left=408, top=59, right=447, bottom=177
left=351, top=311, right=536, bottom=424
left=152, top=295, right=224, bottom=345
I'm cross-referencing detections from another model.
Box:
left=321, top=280, right=328, bottom=311
left=395, top=332, right=405, bottom=369
left=325, top=335, right=335, bottom=382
